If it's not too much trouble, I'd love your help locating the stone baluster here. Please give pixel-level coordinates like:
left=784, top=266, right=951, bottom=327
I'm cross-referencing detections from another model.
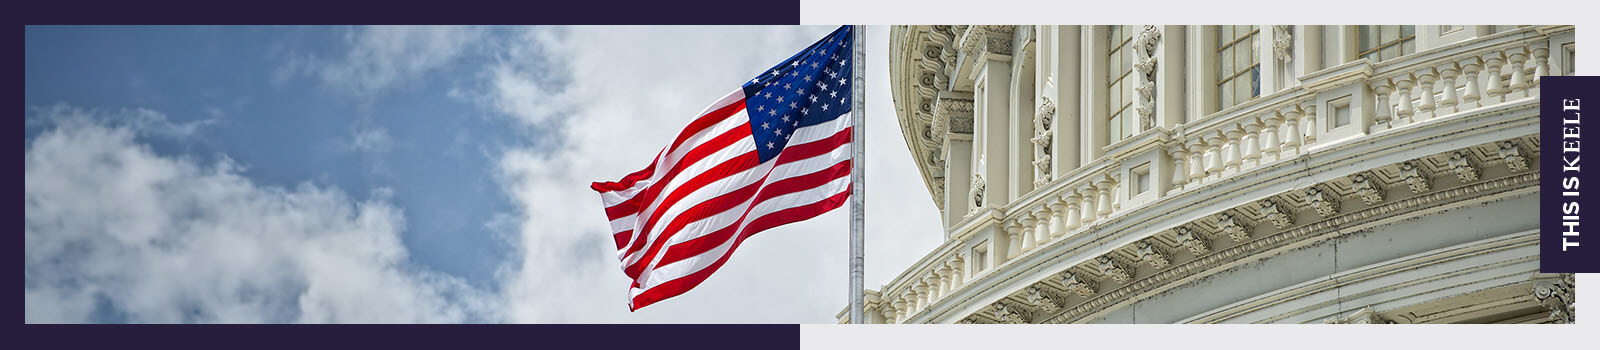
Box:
left=1369, top=80, right=1394, bottom=130
left=948, top=255, right=965, bottom=287
left=1415, top=69, right=1438, bottom=121
left=1391, top=75, right=1416, bottom=127
left=1168, top=145, right=1189, bottom=193
left=1204, top=133, right=1224, bottom=179
left=1459, top=57, right=1484, bottom=110
left=1018, top=215, right=1037, bottom=253
left=1281, top=107, right=1302, bottom=155
left=1506, top=47, right=1530, bottom=99
left=923, top=275, right=941, bottom=302
left=1095, top=176, right=1115, bottom=219
left=908, top=289, right=921, bottom=316
left=1047, top=197, right=1068, bottom=239
left=1032, top=208, right=1051, bottom=246
left=890, top=298, right=907, bottom=323
left=1530, top=41, right=1551, bottom=89
left=1063, top=192, right=1083, bottom=231
left=935, top=264, right=952, bottom=296
left=880, top=304, right=898, bottom=324
left=1300, top=103, right=1317, bottom=146
left=1078, top=185, right=1098, bottom=225
left=1436, top=63, right=1461, bottom=115
left=1004, top=220, right=1023, bottom=260
left=1186, top=140, right=1207, bottom=185
left=1223, top=124, right=1243, bottom=174
left=1262, top=112, right=1283, bottom=161
left=912, top=283, right=929, bottom=313
left=1482, top=51, right=1507, bottom=104
left=1242, top=118, right=1263, bottom=168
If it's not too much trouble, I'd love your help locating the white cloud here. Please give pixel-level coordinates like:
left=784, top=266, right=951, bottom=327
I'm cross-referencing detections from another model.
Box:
left=284, top=26, right=482, bottom=98
left=24, top=107, right=499, bottom=323
left=480, top=26, right=945, bottom=323
left=346, top=126, right=394, bottom=154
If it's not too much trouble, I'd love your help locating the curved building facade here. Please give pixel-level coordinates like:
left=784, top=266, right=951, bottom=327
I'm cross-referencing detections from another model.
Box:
left=842, top=25, right=1576, bottom=324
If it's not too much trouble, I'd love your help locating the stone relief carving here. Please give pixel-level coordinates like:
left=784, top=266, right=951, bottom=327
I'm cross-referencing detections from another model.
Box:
left=1135, top=240, right=1170, bottom=269
left=1399, top=161, right=1430, bottom=193
left=1323, top=306, right=1391, bottom=324
left=1025, top=286, right=1062, bottom=313
left=1060, top=271, right=1099, bottom=297
left=1350, top=173, right=1384, bottom=205
left=1273, top=25, right=1293, bottom=62
left=1448, top=151, right=1480, bottom=182
left=1498, top=141, right=1527, bottom=172
left=1259, top=199, right=1292, bottom=229
left=1032, top=97, right=1057, bottom=188
left=1173, top=225, right=1211, bottom=255
left=1532, top=274, right=1575, bottom=324
left=1133, top=25, right=1161, bottom=130
left=970, top=173, right=986, bottom=214
left=991, top=302, right=1030, bottom=324
left=1304, top=185, right=1340, bottom=217
left=1217, top=212, right=1251, bottom=242
left=1095, top=256, right=1133, bottom=283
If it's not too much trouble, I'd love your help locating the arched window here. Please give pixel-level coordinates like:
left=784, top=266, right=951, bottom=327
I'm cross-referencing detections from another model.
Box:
left=1217, top=25, right=1260, bottom=111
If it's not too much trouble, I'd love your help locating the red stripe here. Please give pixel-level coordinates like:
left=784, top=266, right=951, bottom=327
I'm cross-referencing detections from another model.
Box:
left=604, top=201, right=640, bottom=221
left=629, top=125, right=851, bottom=280
left=622, top=174, right=763, bottom=279
left=656, top=158, right=851, bottom=267
left=591, top=100, right=745, bottom=194
left=613, top=124, right=755, bottom=274
left=624, top=149, right=759, bottom=262
left=613, top=230, right=633, bottom=251
left=629, top=187, right=850, bottom=311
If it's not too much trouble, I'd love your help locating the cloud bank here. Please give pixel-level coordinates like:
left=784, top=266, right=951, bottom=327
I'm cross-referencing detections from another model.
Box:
left=24, top=108, right=498, bottom=323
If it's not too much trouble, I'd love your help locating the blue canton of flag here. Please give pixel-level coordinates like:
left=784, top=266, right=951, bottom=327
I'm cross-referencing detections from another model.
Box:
left=742, top=26, right=853, bottom=163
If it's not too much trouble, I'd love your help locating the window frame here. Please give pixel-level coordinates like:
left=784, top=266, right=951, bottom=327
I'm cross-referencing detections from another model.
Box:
left=1215, top=25, right=1261, bottom=111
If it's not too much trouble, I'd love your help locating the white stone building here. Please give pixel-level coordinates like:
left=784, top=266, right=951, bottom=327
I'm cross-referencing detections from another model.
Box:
left=840, top=25, right=1576, bottom=324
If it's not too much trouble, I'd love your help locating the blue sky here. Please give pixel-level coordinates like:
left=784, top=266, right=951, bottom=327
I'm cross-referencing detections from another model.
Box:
left=24, top=26, right=945, bottom=323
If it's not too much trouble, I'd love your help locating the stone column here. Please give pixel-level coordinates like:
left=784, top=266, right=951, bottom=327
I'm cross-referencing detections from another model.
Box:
left=1078, top=184, right=1098, bottom=225
left=1018, top=216, right=1037, bottom=253
left=1004, top=220, right=1023, bottom=260
left=1505, top=47, right=1530, bottom=99
left=1204, top=132, right=1224, bottom=179
left=1063, top=192, right=1083, bottom=230
left=1530, top=41, right=1551, bottom=89
left=1391, top=75, right=1415, bottom=127
left=1261, top=112, right=1282, bottom=161
left=1437, top=63, right=1461, bottom=115
left=1033, top=207, right=1052, bottom=244
left=1281, top=107, right=1302, bottom=155
left=1223, top=124, right=1243, bottom=174
left=1415, top=69, right=1438, bottom=121
left=1300, top=104, right=1317, bottom=146
left=1095, top=175, right=1114, bottom=219
left=1167, top=145, right=1189, bottom=193
left=1369, top=80, right=1394, bottom=131
left=1242, top=118, right=1262, bottom=168
left=1186, top=140, right=1206, bottom=185
left=1047, top=198, right=1067, bottom=239
left=1459, top=57, right=1484, bottom=110
left=1482, top=51, right=1507, bottom=104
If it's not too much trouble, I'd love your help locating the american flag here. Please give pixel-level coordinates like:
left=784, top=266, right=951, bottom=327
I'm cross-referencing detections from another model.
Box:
left=591, top=26, right=856, bottom=311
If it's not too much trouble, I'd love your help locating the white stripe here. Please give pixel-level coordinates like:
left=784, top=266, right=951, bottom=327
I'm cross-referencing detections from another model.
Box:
left=617, top=107, right=750, bottom=264
left=625, top=113, right=850, bottom=272
left=635, top=175, right=851, bottom=297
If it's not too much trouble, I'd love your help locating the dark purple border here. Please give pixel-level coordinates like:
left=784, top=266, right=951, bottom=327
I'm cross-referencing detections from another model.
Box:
left=21, top=324, right=800, bottom=349
left=14, top=0, right=801, bottom=25
left=1541, top=76, right=1598, bottom=273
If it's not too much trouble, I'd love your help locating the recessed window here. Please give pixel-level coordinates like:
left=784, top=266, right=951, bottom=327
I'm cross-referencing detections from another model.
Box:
left=1358, top=25, right=1415, bottom=62
left=1330, top=97, right=1352, bottom=129
left=1217, top=25, right=1260, bottom=111
left=1108, top=25, right=1136, bottom=143
left=1131, top=163, right=1151, bottom=195
left=972, top=243, right=989, bottom=272
left=1439, top=25, right=1462, bottom=35
left=1563, top=43, right=1576, bottom=76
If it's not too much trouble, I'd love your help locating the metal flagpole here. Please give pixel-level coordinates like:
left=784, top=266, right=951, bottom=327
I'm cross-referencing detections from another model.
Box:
left=848, top=25, right=866, bottom=324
